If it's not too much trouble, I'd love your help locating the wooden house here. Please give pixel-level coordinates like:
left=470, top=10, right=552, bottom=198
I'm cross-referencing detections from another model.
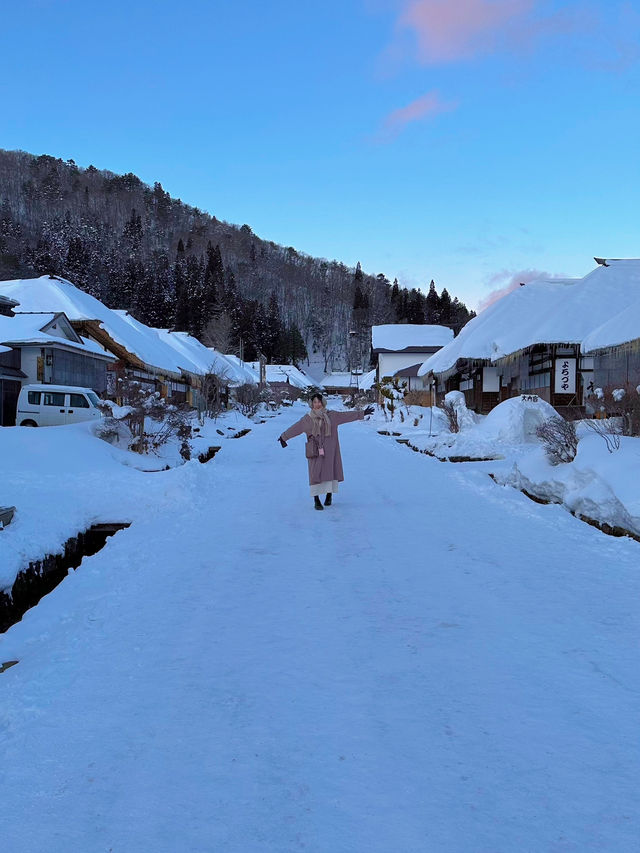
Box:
left=420, top=260, right=640, bottom=417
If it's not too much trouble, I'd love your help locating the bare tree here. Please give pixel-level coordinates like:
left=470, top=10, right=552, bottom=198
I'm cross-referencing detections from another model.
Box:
left=199, top=367, right=230, bottom=420
left=202, top=312, right=233, bottom=354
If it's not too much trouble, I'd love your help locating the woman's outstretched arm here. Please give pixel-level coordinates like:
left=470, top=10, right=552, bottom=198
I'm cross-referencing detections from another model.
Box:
left=279, top=416, right=309, bottom=443
left=329, top=410, right=365, bottom=427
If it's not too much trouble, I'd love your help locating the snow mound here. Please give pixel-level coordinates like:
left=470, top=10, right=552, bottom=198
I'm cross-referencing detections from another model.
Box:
left=478, top=395, right=559, bottom=444
left=443, top=390, right=478, bottom=431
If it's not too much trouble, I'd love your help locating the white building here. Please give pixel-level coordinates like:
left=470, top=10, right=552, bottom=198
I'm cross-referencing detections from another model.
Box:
left=371, top=324, right=454, bottom=391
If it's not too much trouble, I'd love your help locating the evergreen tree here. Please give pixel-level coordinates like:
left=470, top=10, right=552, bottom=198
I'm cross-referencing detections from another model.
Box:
left=173, top=239, right=190, bottom=330
left=439, top=287, right=452, bottom=326
left=122, top=258, right=145, bottom=312
left=32, top=238, right=55, bottom=275
left=288, top=323, right=308, bottom=366
left=265, top=290, right=282, bottom=362
left=122, top=209, right=143, bottom=253
left=425, top=279, right=440, bottom=323
left=222, top=267, right=241, bottom=347
left=407, top=289, right=426, bottom=324
left=186, top=254, right=205, bottom=338
left=203, top=242, right=223, bottom=321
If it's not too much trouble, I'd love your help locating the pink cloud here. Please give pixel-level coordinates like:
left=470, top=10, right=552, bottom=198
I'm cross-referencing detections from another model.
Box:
left=378, top=90, right=457, bottom=139
left=478, top=268, right=569, bottom=312
left=398, top=0, right=535, bottom=63
left=378, top=2, right=638, bottom=72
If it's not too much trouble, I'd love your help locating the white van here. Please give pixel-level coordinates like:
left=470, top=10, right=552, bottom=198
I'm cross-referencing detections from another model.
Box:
left=16, top=384, right=103, bottom=427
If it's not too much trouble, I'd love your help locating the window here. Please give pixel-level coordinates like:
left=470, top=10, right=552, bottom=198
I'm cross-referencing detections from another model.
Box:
left=87, top=392, right=100, bottom=407
left=69, top=393, right=90, bottom=408
left=27, top=391, right=41, bottom=405
left=51, top=349, right=107, bottom=393
left=43, top=392, right=65, bottom=407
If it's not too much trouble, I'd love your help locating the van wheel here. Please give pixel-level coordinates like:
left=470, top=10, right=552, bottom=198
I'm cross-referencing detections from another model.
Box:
left=20, top=420, right=37, bottom=427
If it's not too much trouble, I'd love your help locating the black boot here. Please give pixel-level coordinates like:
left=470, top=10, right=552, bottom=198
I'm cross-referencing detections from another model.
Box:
left=324, top=493, right=332, bottom=506
left=314, top=496, right=324, bottom=511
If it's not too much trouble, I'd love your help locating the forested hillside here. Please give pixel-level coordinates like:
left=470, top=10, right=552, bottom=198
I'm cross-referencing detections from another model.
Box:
left=0, top=149, right=474, bottom=369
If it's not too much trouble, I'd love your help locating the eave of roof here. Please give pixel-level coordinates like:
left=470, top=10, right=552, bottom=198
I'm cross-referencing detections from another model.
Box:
left=71, top=319, right=147, bottom=369
left=374, top=345, right=441, bottom=354
left=393, top=363, right=423, bottom=378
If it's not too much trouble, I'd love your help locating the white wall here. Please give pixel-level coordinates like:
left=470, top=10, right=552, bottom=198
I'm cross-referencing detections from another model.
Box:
left=378, top=352, right=430, bottom=379
left=20, top=347, right=41, bottom=384
left=407, top=375, right=430, bottom=391
left=482, top=367, right=500, bottom=392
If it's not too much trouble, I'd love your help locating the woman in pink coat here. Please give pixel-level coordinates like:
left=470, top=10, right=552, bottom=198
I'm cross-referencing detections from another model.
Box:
left=278, top=393, right=374, bottom=510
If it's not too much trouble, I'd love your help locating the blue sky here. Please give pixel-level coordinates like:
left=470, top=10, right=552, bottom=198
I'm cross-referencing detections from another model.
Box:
left=2, top=0, right=639, bottom=309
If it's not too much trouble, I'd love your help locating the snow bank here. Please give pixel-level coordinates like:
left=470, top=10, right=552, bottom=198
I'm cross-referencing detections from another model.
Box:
left=374, top=395, right=640, bottom=537
left=494, top=434, right=640, bottom=537
left=477, top=395, right=559, bottom=443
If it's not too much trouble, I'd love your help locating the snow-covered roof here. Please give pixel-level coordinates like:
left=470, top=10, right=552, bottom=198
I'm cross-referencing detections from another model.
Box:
left=149, top=331, right=258, bottom=386
left=321, top=371, right=365, bottom=389
left=219, top=355, right=261, bottom=385
left=359, top=368, right=377, bottom=390
left=245, top=362, right=319, bottom=390
left=0, top=312, right=115, bottom=359
left=580, top=261, right=640, bottom=351
left=372, top=324, right=454, bottom=351
left=0, top=276, right=215, bottom=377
left=420, top=260, right=640, bottom=376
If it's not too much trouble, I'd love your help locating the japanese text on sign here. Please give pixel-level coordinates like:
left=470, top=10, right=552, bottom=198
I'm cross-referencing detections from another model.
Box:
left=554, top=358, right=576, bottom=395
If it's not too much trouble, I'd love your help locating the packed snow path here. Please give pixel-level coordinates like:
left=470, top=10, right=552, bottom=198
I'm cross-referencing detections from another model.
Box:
left=1, top=406, right=638, bottom=852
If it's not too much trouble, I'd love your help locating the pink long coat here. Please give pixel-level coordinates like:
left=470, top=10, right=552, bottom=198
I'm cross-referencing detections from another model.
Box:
left=280, top=409, right=365, bottom=485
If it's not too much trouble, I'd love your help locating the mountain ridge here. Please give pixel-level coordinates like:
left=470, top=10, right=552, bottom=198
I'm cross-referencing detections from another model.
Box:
left=0, top=149, right=474, bottom=369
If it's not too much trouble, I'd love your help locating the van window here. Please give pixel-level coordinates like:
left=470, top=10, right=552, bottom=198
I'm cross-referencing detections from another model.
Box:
left=87, top=392, right=100, bottom=407
left=27, top=391, right=41, bottom=405
left=70, top=393, right=90, bottom=408
left=43, top=392, right=65, bottom=407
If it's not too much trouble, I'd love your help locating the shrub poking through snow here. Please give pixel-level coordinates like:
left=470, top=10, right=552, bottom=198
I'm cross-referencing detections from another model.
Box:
left=441, top=391, right=477, bottom=433
left=343, top=389, right=372, bottom=410
left=375, top=377, right=408, bottom=420
left=583, top=418, right=621, bottom=453
left=536, top=417, right=578, bottom=465
left=442, top=400, right=459, bottom=433
left=98, top=378, right=192, bottom=459
left=586, top=383, right=640, bottom=437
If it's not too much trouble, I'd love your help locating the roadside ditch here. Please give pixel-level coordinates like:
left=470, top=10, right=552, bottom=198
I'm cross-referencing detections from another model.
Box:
left=380, top=430, right=640, bottom=545
left=0, top=523, right=130, bottom=634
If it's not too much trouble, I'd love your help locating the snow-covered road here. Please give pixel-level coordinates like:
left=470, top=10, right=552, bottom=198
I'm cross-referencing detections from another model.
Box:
left=1, top=405, right=639, bottom=852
